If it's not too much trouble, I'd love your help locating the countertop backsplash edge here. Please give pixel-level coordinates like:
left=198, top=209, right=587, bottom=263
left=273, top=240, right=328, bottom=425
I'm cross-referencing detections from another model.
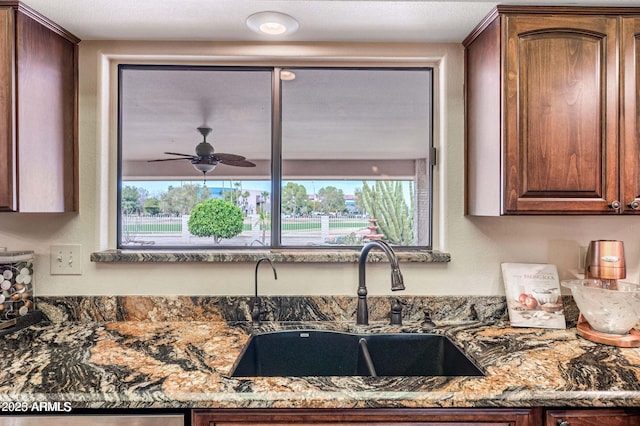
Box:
left=35, top=295, right=579, bottom=325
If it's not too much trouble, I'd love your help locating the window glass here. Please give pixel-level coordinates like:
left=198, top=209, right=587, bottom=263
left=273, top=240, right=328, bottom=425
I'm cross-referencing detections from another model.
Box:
left=118, top=66, right=272, bottom=248
left=118, top=66, right=432, bottom=249
left=280, top=68, right=432, bottom=247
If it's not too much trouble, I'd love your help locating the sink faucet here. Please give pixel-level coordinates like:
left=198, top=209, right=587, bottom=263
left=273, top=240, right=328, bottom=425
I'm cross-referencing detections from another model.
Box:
left=357, top=240, right=405, bottom=326
left=252, top=257, right=278, bottom=326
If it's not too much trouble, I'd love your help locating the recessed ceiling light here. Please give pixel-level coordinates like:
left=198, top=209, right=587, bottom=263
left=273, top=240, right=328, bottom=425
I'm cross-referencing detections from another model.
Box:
left=246, top=11, right=299, bottom=36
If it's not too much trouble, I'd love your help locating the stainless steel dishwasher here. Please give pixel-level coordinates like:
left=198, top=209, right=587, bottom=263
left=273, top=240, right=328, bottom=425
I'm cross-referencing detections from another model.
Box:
left=0, top=415, right=184, bottom=425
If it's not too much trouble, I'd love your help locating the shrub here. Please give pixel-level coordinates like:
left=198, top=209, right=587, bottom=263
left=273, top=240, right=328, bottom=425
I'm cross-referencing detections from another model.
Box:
left=188, top=199, right=244, bottom=244
left=143, top=197, right=161, bottom=215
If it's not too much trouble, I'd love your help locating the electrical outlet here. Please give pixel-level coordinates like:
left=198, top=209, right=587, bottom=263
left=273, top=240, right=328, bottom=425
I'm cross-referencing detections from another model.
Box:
left=50, top=244, right=82, bottom=275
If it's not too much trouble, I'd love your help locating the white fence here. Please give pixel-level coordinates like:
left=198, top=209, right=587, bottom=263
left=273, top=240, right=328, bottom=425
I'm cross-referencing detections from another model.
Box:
left=121, top=213, right=372, bottom=246
left=121, top=214, right=183, bottom=234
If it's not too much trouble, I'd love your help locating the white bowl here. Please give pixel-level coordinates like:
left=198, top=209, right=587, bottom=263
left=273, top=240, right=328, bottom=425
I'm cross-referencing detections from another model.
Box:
left=532, top=288, right=559, bottom=305
left=561, top=279, right=640, bottom=335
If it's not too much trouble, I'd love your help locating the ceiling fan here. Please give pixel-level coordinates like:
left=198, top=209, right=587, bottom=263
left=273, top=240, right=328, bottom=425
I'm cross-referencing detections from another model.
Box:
left=148, top=126, right=256, bottom=179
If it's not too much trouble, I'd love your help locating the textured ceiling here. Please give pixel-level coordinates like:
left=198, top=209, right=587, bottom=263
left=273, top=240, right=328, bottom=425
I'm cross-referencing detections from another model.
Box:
left=23, top=0, right=640, bottom=43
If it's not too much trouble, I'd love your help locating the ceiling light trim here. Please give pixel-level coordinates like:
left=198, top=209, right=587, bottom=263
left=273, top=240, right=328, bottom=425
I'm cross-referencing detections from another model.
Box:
left=246, top=11, right=299, bottom=36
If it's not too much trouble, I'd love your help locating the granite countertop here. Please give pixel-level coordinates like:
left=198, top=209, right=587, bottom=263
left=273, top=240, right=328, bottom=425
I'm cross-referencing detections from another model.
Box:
left=0, top=295, right=638, bottom=411
left=2, top=316, right=640, bottom=410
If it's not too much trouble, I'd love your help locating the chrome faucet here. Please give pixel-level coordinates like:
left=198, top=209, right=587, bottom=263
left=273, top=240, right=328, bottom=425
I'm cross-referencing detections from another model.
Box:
left=357, top=240, right=405, bottom=325
left=252, top=257, right=278, bottom=326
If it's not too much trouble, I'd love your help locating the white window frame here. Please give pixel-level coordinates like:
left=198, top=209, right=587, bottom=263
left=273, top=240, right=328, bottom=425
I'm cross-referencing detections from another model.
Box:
left=93, top=42, right=449, bottom=256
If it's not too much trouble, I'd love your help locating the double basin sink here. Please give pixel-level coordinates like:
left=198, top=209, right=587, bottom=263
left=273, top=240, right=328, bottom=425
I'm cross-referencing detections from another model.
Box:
left=230, top=329, right=483, bottom=377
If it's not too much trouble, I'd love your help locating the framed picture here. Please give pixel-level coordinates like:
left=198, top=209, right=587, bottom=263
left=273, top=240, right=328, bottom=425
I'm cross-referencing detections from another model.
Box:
left=501, top=263, right=566, bottom=329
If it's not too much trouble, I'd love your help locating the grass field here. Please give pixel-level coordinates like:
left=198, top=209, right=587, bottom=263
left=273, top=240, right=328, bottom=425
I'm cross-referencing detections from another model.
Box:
left=123, top=217, right=369, bottom=234
left=122, top=224, right=181, bottom=233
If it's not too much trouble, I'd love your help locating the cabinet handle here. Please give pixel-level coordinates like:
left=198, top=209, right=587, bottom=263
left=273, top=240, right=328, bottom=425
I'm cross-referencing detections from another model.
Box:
left=609, top=200, right=621, bottom=210
left=557, top=421, right=570, bottom=426
left=628, top=200, right=640, bottom=210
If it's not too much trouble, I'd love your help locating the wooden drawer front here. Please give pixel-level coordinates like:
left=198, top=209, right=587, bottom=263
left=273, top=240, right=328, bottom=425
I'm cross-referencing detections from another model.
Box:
left=205, top=423, right=512, bottom=426
left=193, top=408, right=535, bottom=426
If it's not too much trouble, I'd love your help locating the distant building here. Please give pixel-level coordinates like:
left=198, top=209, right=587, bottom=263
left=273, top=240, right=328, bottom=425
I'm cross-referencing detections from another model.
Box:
left=206, top=186, right=358, bottom=215
left=344, top=194, right=358, bottom=214
left=207, top=187, right=266, bottom=215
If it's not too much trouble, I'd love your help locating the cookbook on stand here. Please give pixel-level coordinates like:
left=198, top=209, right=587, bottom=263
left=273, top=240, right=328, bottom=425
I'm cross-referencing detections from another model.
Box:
left=501, top=263, right=566, bottom=329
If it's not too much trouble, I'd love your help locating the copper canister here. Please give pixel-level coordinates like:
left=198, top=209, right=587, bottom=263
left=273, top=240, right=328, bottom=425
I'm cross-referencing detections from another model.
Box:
left=585, top=240, right=626, bottom=281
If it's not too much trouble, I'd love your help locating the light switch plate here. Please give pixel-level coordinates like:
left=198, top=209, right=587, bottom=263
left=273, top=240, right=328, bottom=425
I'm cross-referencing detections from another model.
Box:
left=50, top=244, right=82, bottom=275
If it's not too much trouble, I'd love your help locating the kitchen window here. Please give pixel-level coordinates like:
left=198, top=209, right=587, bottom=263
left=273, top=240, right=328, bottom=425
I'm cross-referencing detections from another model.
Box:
left=118, top=65, right=434, bottom=249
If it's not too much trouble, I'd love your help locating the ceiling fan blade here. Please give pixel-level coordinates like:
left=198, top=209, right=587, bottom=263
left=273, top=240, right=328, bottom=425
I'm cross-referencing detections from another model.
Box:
left=163, top=152, right=196, bottom=157
left=219, top=159, right=256, bottom=167
left=147, top=157, right=194, bottom=162
left=214, top=152, right=246, bottom=161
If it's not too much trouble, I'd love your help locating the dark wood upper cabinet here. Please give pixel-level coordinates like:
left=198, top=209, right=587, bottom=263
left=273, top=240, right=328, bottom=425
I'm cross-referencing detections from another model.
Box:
left=621, top=16, right=640, bottom=214
left=464, top=6, right=640, bottom=215
left=0, top=1, right=79, bottom=212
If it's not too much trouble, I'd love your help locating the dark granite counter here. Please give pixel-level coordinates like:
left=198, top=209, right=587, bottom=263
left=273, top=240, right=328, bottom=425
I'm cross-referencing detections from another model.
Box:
left=0, top=296, right=638, bottom=410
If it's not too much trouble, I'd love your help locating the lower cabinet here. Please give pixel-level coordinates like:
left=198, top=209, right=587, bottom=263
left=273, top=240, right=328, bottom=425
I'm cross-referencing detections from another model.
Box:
left=193, top=408, right=640, bottom=426
left=545, top=409, right=640, bottom=426
left=192, top=408, right=538, bottom=426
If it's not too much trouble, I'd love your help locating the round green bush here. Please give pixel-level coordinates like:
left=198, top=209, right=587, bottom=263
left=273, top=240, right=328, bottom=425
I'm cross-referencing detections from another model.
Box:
left=188, top=199, right=244, bottom=244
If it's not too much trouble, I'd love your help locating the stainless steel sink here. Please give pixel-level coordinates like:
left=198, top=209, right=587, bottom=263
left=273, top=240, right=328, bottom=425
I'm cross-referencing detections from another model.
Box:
left=230, top=330, right=483, bottom=377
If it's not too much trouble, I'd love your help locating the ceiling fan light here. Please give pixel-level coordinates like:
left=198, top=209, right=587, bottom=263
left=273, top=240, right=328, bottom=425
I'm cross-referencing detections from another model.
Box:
left=246, top=11, right=299, bottom=36
left=192, top=163, right=216, bottom=173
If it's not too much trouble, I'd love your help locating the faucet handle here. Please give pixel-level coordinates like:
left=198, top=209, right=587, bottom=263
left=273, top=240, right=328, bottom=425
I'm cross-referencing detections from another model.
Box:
left=251, top=299, right=263, bottom=326
left=421, top=310, right=436, bottom=332
left=390, top=298, right=403, bottom=326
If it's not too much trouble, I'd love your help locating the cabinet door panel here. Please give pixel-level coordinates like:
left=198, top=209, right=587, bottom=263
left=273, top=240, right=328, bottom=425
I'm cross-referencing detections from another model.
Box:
left=505, top=16, right=618, bottom=213
left=546, top=409, right=640, bottom=425
left=621, top=17, right=640, bottom=213
left=522, top=33, right=600, bottom=194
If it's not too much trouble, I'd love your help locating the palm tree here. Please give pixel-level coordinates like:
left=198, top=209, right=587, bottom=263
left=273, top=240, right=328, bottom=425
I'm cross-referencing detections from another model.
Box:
left=233, top=182, right=242, bottom=206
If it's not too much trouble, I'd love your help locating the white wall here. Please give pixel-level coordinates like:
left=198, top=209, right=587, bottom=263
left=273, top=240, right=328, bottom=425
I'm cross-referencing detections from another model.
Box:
left=1, top=40, right=640, bottom=297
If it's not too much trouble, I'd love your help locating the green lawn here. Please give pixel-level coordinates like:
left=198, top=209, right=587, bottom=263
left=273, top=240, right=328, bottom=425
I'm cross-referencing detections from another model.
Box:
left=123, top=218, right=369, bottom=234
left=257, top=219, right=369, bottom=232
left=122, top=224, right=182, bottom=233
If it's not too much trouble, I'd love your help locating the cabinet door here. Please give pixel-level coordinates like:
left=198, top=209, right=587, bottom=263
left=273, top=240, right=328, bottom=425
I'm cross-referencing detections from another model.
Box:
left=546, top=408, right=640, bottom=425
left=0, top=7, right=78, bottom=213
left=621, top=17, right=640, bottom=214
left=504, top=15, right=619, bottom=214
left=0, top=7, right=14, bottom=211
left=14, top=10, right=77, bottom=212
left=192, top=408, right=535, bottom=426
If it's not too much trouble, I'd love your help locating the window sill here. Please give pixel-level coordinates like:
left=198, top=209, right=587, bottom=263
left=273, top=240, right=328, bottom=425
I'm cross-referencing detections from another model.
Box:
left=90, top=249, right=450, bottom=264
